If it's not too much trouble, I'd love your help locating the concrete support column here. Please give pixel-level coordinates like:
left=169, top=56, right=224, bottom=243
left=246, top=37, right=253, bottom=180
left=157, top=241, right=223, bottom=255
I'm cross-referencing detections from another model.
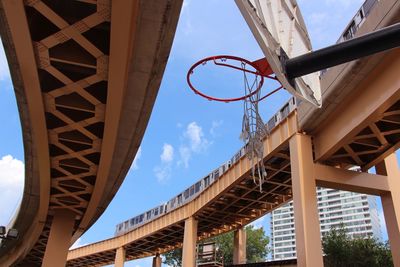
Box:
left=115, top=247, right=125, bottom=267
left=42, top=209, right=75, bottom=267
left=375, top=153, right=400, bottom=267
left=289, top=134, right=323, bottom=267
left=233, top=227, right=246, bottom=264
left=152, top=253, right=161, bottom=267
left=182, top=216, right=198, bottom=267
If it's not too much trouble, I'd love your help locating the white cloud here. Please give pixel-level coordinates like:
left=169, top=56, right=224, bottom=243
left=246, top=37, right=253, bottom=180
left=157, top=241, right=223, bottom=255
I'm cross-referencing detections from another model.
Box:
left=0, top=155, right=24, bottom=188
left=154, top=123, right=212, bottom=177
left=184, top=122, right=210, bottom=153
left=70, top=237, right=87, bottom=249
left=131, top=147, right=142, bottom=170
left=0, top=41, right=10, bottom=82
left=177, top=122, right=212, bottom=168
left=0, top=155, right=24, bottom=226
left=160, top=143, right=174, bottom=163
left=154, top=144, right=174, bottom=183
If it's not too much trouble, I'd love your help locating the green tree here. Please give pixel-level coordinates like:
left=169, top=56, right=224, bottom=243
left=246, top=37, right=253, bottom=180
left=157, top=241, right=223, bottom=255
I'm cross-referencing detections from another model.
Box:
left=163, top=248, right=182, bottom=267
left=245, top=225, right=269, bottom=263
left=322, top=224, right=351, bottom=266
left=212, top=230, right=234, bottom=264
left=163, top=225, right=269, bottom=266
left=322, top=224, right=393, bottom=267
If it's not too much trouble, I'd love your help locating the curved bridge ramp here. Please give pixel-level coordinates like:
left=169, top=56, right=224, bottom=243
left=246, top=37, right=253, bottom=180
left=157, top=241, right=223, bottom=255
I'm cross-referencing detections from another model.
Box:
left=0, top=0, right=183, bottom=266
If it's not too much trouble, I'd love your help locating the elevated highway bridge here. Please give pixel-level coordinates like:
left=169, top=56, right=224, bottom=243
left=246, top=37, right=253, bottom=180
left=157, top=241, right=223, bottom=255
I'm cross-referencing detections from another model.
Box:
left=0, top=0, right=183, bottom=266
left=0, top=0, right=399, bottom=266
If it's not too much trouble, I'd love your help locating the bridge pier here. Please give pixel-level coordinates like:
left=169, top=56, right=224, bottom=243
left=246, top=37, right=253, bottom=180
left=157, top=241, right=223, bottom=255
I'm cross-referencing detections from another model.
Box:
left=376, top=153, right=400, bottom=267
left=115, top=247, right=125, bottom=267
left=152, top=253, right=162, bottom=267
left=182, top=216, right=198, bottom=267
left=289, top=134, right=324, bottom=267
left=233, top=227, right=246, bottom=264
left=42, top=210, right=75, bottom=267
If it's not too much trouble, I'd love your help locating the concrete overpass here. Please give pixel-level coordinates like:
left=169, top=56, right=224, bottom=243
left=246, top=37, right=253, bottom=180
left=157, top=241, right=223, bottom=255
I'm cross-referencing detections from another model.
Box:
left=0, top=0, right=399, bottom=266
left=66, top=0, right=400, bottom=266
left=0, top=0, right=183, bottom=266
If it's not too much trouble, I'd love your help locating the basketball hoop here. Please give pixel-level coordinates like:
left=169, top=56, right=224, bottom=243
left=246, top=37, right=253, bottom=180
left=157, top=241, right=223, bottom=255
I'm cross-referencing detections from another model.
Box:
left=187, top=55, right=280, bottom=102
left=187, top=55, right=282, bottom=191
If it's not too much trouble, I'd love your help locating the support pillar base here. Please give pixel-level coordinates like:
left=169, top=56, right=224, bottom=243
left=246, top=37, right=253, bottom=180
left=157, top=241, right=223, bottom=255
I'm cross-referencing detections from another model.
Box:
left=233, top=227, right=246, bottom=264
left=42, top=210, right=75, bottom=267
left=289, top=134, right=323, bottom=267
left=182, top=217, right=198, bottom=267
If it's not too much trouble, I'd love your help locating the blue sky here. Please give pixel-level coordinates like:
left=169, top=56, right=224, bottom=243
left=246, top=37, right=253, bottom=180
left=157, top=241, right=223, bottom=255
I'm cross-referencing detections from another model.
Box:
left=0, top=0, right=393, bottom=266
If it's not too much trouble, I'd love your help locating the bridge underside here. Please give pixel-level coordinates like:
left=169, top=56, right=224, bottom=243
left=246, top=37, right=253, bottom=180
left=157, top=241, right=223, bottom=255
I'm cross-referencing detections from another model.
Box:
left=67, top=143, right=294, bottom=266
left=0, top=0, right=183, bottom=265
left=315, top=48, right=400, bottom=170
left=324, top=99, right=400, bottom=169
left=67, top=221, right=187, bottom=266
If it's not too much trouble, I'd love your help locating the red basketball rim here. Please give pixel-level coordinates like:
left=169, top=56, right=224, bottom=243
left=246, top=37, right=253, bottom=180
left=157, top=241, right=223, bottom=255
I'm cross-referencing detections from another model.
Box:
left=187, top=55, right=267, bottom=103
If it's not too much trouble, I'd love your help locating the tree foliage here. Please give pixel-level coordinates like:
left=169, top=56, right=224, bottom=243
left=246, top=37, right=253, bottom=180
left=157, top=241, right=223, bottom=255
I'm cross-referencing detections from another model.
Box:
left=245, top=225, right=269, bottom=262
left=163, top=248, right=182, bottom=267
left=212, top=230, right=234, bottom=264
left=163, top=225, right=269, bottom=266
left=322, top=224, right=393, bottom=267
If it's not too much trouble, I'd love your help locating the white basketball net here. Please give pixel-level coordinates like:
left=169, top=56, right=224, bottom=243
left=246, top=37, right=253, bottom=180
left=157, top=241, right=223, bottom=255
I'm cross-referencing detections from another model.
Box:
left=239, top=62, right=268, bottom=192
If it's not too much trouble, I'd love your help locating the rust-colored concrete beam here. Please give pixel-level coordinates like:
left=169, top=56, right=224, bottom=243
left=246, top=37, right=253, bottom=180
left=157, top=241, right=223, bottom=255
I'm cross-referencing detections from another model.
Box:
left=314, top=164, right=390, bottom=195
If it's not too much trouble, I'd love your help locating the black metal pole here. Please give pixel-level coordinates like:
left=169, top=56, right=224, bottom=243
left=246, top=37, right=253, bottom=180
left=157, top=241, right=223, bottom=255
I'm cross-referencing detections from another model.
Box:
left=285, top=23, right=400, bottom=80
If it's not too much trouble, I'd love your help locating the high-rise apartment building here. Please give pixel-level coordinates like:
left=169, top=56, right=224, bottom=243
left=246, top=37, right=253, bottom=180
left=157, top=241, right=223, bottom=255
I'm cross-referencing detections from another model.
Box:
left=270, top=188, right=381, bottom=260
